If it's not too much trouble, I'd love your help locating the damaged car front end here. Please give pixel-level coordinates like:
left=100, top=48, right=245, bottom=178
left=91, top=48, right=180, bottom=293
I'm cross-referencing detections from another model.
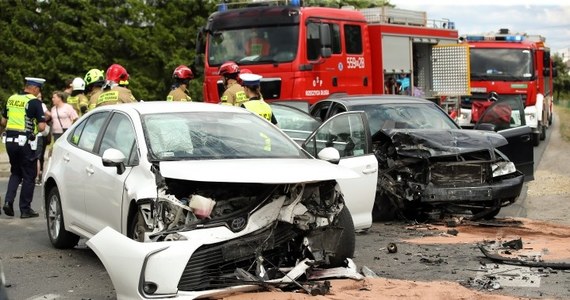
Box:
left=373, top=128, right=524, bottom=220
left=89, top=171, right=355, bottom=299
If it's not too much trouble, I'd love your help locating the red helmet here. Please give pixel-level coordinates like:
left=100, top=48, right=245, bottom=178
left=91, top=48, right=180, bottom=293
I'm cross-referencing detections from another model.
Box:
left=106, top=64, right=129, bottom=84
left=173, top=65, right=193, bottom=80
left=218, top=61, right=240, bottom=76
left=237, top=68, right=252, bottom=85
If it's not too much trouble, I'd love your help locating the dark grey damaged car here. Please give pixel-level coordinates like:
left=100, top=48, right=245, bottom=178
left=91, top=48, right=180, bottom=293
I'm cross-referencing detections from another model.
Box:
left=276, top=95, right=533, bottom=221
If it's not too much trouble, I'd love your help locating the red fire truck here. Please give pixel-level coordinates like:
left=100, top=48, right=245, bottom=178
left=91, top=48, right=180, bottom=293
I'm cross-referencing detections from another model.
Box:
left=196, top=1, right=470, bottom=109
left=457, top=29, right=556, bottom=146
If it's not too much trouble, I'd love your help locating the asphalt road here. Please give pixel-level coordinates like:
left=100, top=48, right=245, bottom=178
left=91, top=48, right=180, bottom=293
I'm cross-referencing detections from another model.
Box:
left=0, top=127, right=552, bottom=300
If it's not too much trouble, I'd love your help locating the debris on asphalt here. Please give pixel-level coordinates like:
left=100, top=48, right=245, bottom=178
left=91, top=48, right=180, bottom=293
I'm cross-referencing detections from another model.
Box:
left=387, top=243, right=398, bottom=253
left=361, top=266, right=379, bottom=278
left=478, top=241, right=570, bottom=269
left=446, top=229, right=459, bottom=236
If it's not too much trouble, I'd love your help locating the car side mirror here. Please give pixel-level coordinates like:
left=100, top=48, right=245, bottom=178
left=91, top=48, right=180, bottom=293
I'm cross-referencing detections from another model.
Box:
left=475, top=123, right=497, bottom=132
left=102, top=148, right=127, bottom=175
left=317, top=147, right=340, bottom=164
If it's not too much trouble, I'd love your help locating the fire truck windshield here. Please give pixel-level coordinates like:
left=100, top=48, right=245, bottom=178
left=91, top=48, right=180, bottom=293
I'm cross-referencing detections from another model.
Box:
left=207, top=25, right=299, bottom=66
left=470, top=49, right=534, bottom=81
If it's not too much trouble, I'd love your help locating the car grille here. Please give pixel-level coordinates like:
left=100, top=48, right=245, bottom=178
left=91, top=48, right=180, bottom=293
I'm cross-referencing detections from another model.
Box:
left=177, top=223, right=297, bottom=291
left=430, top=163, right=487, bottom=185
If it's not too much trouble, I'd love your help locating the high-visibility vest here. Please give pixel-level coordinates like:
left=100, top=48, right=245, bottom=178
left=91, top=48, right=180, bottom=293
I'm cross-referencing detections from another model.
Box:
left=6, top=94, right=35, bottom=132
left=242, top=100, right=272, bottom=122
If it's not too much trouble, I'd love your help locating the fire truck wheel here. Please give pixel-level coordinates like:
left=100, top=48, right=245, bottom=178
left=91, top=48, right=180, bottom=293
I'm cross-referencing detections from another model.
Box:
left=540, top=124, right=546, bottom=141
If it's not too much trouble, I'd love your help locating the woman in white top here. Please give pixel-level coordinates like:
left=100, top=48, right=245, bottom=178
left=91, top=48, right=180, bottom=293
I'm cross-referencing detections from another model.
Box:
left=50, top=91, right=78, bottom=141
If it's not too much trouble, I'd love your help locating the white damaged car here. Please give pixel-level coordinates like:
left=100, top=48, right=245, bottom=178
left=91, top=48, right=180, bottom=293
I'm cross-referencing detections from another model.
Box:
left=42, top=102, right=377, bottom=299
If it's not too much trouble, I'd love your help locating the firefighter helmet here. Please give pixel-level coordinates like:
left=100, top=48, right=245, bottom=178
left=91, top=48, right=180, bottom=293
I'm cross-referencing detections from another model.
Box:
left=237, top=68, right=252, bottom=85
left=218, top=61, right=240, bottom=76
left=106, top=64, right=129, bottom=84
left=173, top=65, right=193, bottom=80
left=84, top=69, right=105, bottom=86
left=71, top=77, right=86, bottom=91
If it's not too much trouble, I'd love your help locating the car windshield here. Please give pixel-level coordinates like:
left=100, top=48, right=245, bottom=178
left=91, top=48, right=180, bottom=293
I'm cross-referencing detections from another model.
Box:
left=207, top=25, right=299, bottom=66
left=142, top=111, right=306, bottom=160
left=352, top=103, right=459, bottom=134
left=470, top=48, right=534, bottom=81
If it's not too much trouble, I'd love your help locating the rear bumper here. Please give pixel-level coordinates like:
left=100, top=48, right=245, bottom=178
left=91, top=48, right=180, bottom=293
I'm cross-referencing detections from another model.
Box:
left=421, top=171, right=524, bottom=204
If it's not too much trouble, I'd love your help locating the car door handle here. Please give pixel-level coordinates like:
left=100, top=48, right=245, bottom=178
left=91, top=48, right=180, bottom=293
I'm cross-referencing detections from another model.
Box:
left=362, top=167, right=378, bottom=174
left=63, top=154, right=70, bottom=162
left=521, top=135, right=531, bottom=142
left=85, top=166, right=95, bottom=175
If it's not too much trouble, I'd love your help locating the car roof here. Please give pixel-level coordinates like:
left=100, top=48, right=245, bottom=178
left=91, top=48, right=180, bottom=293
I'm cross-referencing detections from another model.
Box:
left=90, top=101, right=247, bottom=115
left=319, top=95, right=435, bottom=106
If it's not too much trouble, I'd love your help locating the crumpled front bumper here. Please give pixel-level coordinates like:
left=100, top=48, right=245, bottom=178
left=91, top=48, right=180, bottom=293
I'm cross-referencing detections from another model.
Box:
left=420, top=171, right=524, bottom=204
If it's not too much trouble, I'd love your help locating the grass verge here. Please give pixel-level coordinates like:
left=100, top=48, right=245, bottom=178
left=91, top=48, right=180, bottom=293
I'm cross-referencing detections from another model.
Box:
left=554, top=100, right=570, bottom=142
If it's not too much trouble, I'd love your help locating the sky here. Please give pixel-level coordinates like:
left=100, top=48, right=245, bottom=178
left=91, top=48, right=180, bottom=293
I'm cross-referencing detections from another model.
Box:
left=389, top=0, right=570, bottom=55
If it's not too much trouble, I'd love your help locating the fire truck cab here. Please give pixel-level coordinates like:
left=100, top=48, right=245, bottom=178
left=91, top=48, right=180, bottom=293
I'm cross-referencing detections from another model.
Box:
left=457, top=29, right=556, bottom=146
left=196, top=2, right=468, bottom=107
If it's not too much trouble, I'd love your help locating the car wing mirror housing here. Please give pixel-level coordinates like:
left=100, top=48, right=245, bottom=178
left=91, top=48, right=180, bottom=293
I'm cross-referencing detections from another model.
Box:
left=102, top=148, right=127, bottom=175
left=317, top=147, right=340, bottom=164
left=474, top=123, right=497, bottom=132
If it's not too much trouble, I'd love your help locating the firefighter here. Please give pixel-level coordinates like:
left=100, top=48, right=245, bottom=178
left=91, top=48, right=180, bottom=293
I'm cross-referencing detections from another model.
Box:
left=240, top=73, right=277, bottom=125
left=84, top=68, right=105, bottom=111
left=96, top=64, right=137, bottom=107
left=219, top=61, right=247, bottom=106
left=167, top=65, right=193, bottom=101
left=1, top=77, right=47, bottom=218
left=66, top=77, right=89, bottom=116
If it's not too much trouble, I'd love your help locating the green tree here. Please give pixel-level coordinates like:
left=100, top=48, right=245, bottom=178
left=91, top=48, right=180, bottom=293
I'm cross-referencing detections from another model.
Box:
left=553, top=53, right=570, bottom=101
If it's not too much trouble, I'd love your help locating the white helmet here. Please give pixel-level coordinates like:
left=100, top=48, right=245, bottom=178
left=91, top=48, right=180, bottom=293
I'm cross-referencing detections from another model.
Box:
left=71, top=77, right=86, bottom=91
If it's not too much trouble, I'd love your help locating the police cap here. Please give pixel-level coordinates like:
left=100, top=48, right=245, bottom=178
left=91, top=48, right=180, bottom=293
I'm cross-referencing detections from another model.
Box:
left=239, top=73, right=262, bottom=87
left=25, top=77, right=46, bottom=87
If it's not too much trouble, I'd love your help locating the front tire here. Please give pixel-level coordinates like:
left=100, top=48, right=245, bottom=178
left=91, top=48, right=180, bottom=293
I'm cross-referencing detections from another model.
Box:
left=46, top=187, right=80, bottom=249
left=329, top=206, right=355, bottom=267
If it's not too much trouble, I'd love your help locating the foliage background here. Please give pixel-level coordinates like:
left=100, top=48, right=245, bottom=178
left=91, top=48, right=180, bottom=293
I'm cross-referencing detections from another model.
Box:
left=0, top=0, right=568, bottom=104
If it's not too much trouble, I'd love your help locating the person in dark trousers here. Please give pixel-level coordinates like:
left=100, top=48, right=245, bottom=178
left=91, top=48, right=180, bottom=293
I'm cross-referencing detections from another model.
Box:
left=1, top=77, right=47, bottom=218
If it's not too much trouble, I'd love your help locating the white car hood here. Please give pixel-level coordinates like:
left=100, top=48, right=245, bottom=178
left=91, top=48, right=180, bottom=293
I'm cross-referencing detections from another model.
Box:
left=159, top=158, right=359, bottom=183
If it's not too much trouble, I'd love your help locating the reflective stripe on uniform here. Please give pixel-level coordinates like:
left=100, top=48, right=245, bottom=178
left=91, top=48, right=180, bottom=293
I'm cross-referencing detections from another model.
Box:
left=242, top=100, right=273, bottom=121
left=6, top=94, right=35, bottom=132
left=97, top=90, right=120, bottom=106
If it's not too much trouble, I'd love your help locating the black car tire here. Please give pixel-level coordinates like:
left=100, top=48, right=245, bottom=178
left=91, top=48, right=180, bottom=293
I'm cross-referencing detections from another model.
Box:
left=471, top=206, right=501, bottom=220
left=128, top=204, right=148, bottom=242
left=540, top=123, right=546, bottom=140
left=372, top=192, right=398, bottom=221
left=328, top=206, right=355, bottom=267
left=46, top=187, right=80, bottom=249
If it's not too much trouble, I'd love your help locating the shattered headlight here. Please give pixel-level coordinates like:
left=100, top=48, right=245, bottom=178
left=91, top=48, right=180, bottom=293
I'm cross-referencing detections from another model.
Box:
left=492, top=161, right=516, bottom=177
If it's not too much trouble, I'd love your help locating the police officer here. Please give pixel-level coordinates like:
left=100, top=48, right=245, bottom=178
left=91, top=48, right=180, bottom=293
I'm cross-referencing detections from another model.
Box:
left=167, top=65, right=193, bottom=101
left=1, top=77, right=47, bottom=218
left=84, top=68, right=105, bottom=111
left=240, top=73, right=277, bottom=125
left=66, top=77, right=89, bottom=116
left=96, top=64, right=137, bottom=107
left=219, top=61, right=247, bottom=106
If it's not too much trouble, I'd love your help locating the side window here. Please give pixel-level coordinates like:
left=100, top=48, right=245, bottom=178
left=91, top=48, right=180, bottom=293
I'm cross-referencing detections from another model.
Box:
left=310, top=101, right=332, bottom=122
left=306, top=22, right=320, bottom=61
left=72, top=112, right=109, bottom=152
left=479, top=98, right=525, bottom=131
left=304, top=112, right=369, bottom=158
left=98, top=113, right=137, bottom=163
left=331, top=24, right=341, bottom=54
left=344, top=24, right=362, bottom=54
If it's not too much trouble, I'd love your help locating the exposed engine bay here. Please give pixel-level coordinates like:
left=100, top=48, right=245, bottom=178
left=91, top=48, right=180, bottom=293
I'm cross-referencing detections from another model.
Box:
left=126, top=167, right=355, bottom=291
left=371, top=129, right=524, bottom=220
